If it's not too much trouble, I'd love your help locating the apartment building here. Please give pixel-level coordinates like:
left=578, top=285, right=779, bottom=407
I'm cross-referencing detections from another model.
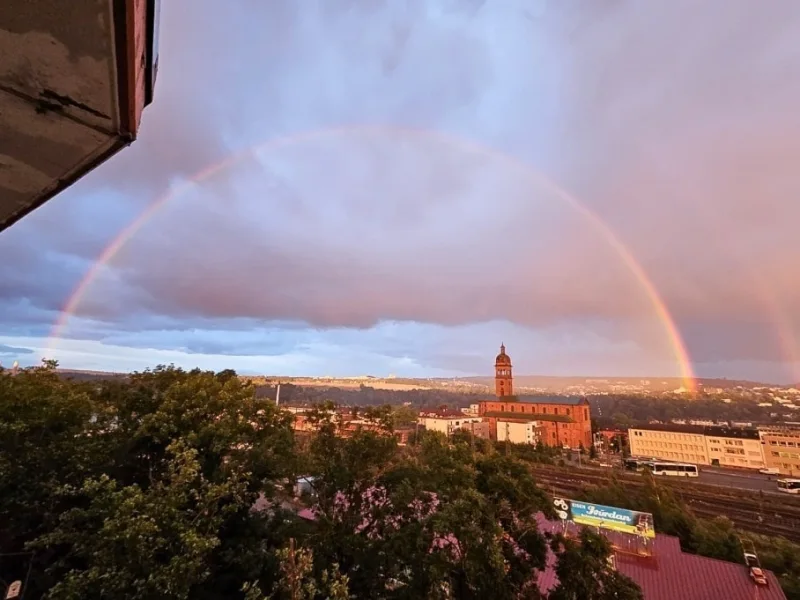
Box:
left=704, top=426, right=765, bottom=469
left=496, top=420, right=545, bottom=445
left=759, top=427, right=800, bottom=476
left=629, top=424, right=709, bottom=464
left=460, top=421, right=493, bottom=439
left=629, top=424, right=766, bottom=469
left=417, top=410, right=483, bottom=436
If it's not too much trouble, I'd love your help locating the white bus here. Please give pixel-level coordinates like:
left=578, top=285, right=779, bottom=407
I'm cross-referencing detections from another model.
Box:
left=777, top=479, right=800, bottom=494
left=652, top=462, right=699, bottom=477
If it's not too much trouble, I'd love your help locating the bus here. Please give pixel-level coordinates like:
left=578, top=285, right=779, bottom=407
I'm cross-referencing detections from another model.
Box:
left=777, top=479, right=800, bottom=494
left=652, top=462, right=698, bottom=477
left=624, top=458, right=655, bottom=472
left=624, top=458, right=698, bottom=477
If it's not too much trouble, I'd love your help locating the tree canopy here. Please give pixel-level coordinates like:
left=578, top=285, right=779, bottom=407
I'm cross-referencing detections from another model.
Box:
left=1, top=363, right=642, bottom=599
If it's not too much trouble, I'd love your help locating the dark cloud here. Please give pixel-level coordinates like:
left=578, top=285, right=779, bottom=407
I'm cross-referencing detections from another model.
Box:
left=0, top=344, right=34, bottom=356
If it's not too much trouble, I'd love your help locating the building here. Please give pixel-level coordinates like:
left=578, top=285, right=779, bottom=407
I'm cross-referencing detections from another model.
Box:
left=535, top=514, right=787, bottom=600
left=759, top=427, right=800, bottom=476
left=496, top=419, right=545, bottom=445
left=462, top=403, right=480, bottom=416
left=595, top=428, right=628, bottom=452
left=459, top=421, right=492, bottom=439
left=478, top=345, right=593, bottom=449
left=417, top=410, right=483, bottom=436
left=629, top=424, right=766, bottom=469
left=289, top=407, right=414, bottom=445
left=1, top=0, right=160, bottom=232
left=629, top=424, right=709, bottom=464
left=495, top=343, right=513, bottom=397
left=704, top=426, right=765, bottom=469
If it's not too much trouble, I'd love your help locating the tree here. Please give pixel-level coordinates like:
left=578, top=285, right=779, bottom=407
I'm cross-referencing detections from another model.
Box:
left=33, top=441, right=249, bottom=600
left=0, top=361, right=119, bottom=594
left=1, top=365, right=298, bottom=600
left=548, top=528, right=643, bottom=600
left=1, top=366, right=654, bottom=599
left=289, top=423, right=558, bottom=599
left=243, top=539, right=350, bottom=600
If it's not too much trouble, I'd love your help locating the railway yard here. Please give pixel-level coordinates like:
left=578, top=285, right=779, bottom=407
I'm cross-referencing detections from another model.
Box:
left=531, top=464, right=800, bottom=543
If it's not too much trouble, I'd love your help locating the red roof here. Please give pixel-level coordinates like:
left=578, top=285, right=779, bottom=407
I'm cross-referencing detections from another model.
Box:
left=535, top=515, right=787, bottom=600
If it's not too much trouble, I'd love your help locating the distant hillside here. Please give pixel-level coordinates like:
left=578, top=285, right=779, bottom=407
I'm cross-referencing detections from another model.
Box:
left=451, top=375, right=772, bottom=393
left=49, top=369, right=785, bottom=395
left=55, top=369, right=127, bottom=382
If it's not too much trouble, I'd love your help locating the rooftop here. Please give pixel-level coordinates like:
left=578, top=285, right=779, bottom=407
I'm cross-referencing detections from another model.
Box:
left=0, top=0, right=159, bottom=232
left=484, top=411, right=574, bottom=423
left=633, top=423, right=760, bottom=440
left=418, top=409, right=468, bottom=419
left=535, top=515, right=787, bottom=600
left=482, top=395, right=588, bottom=406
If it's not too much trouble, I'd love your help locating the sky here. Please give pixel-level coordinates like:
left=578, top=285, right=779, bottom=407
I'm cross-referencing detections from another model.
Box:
left=2, top=0, right=800, bottom=383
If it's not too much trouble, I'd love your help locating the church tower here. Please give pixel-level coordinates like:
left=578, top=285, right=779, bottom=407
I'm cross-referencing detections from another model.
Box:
left=495, top=343, right=513, bottom=397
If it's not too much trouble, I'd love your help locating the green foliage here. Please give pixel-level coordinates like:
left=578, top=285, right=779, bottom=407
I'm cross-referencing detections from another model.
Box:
left=282, top=425, right=632, bottom=599
left=2, top=365, right=641, bottom=599
left=34, top=441, right=248, bottom=600
left=1, top=364, right=296, bottom=600
left=495, top=440, right=559, bottom=464
left=245, top=541, right=350, bottom=600
left=591, top=394, right=780, bottom=428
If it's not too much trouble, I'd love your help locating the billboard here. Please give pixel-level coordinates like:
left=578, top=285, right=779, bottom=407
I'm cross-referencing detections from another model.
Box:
left=553, top=498, right=655, bottom=539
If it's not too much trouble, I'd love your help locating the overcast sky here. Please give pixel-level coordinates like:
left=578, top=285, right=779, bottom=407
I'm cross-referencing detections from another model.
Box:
left=2, top=0, right=800, bottom=383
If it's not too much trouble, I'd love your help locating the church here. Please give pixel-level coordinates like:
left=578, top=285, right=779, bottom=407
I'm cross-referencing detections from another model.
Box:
left=478, top=344, right=593, bottom=449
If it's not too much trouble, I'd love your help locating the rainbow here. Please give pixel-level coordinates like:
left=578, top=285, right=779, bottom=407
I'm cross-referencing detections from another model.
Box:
left=46, top=124, right=696, bottom=390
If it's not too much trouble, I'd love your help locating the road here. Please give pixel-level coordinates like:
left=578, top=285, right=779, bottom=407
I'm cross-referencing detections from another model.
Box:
left=567, top=454, right=784, bottom=493
left=696, top=467, right=781, bottom=492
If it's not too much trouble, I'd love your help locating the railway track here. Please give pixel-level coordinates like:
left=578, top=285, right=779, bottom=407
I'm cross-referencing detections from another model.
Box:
left=530, top=465, right=800, bottom=543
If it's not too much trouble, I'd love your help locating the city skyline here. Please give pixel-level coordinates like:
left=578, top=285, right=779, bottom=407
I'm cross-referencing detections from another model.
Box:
left=2, top=1, right=800, bottom=382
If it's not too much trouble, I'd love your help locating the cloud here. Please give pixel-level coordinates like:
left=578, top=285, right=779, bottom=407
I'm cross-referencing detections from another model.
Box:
left=2, top=0, right=800, bottom=381
left=0, top=344, right=34, bottom=356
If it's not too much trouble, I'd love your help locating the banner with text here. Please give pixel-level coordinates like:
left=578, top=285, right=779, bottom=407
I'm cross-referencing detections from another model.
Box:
left=553, top=498, right=655, bottom=539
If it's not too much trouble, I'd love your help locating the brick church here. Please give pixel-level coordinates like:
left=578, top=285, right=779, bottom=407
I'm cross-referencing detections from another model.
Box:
left=478, top=344, right=593, bottom=449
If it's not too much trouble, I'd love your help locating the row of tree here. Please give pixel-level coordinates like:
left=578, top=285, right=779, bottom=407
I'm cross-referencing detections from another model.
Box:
left=253, top=383, right=789, bottom=426
left=1, top=363, right=642, bottom=599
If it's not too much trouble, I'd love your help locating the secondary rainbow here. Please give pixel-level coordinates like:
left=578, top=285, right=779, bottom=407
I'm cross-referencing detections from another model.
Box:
left=46, top=124, right=697, bottom=390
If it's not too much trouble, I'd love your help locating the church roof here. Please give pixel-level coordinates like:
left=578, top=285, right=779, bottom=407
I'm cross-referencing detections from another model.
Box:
left=483, top=395, right=588, bottom=406
left=484, top=411, right=574, bottom=423
left=495, top=343, right=511, bottom=365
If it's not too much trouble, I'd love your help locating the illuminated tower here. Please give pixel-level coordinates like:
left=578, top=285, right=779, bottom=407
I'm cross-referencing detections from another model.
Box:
left=495, top=343, right=513, bottom=397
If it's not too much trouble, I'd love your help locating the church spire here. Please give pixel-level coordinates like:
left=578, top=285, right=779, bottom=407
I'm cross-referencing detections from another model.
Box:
left=494, top=344, right=513, bottom=397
